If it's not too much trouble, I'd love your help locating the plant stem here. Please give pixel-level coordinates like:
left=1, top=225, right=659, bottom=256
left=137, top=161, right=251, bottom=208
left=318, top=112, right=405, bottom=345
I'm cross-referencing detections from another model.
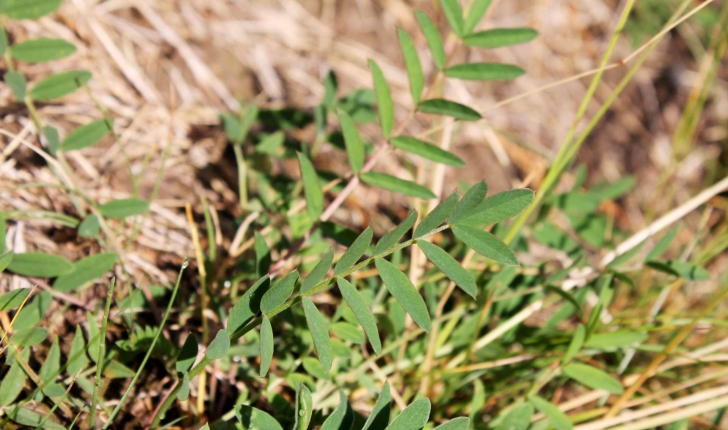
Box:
left=90, top=277, right=117, bottom=429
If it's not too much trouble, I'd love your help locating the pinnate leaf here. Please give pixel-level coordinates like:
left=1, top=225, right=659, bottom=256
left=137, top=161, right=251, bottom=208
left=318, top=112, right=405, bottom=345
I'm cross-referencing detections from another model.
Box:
left=52, top=252, right=118, bottom=292
left=418, top=99, right=481, bottom=121
left=562, top=324, right=585, bottom=365
left=11, top=38, right=76, bottom=63
left=334, top=227, right=373, bottom=275
left=60, top=119, right=113, bottom=151
left=30, top=70, right=91, bottom=101
left=375, top=259, right=431, bottom=331
left=464, top=28, right=539, bottom=48
left=445, top=63, right=525, bottom=81
left=415, top=11, right=446, bottom=70
left=391, top=136, right=464, bottom=166
left=418, top=241, right=477, bottom=298
left=562, top=363, right=623, bottom=394
left=337, top=278, right=381, bottom=354
left=99, top=198, right=148, bottom=219
left=361, top=172, right=436, bottom=199
left=369, top=60, right=394, bottom=137
left=452, top=224, right=518, bottom=266
left=302, top=297, right=332, bottom=372
left=7, top=252, right=73, bottom=277
left=397, top=29, right=424, bottom=105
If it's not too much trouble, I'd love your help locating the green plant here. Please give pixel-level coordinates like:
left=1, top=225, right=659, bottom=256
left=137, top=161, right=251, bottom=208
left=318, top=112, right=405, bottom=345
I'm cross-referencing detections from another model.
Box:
left=1, top=0, right=727, bottom=429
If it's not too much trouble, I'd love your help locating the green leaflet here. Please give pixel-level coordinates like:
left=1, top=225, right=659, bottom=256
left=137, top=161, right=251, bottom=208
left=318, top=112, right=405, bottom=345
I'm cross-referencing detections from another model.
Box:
left=175, top=334, right=198, bottom=375
left=440, top=0, right=464, bottom=37
left=494, top=403, right=533, bottom=430
left=374, top=210, right=418, bottom=255
left=585, top=331, right=648, bottom=351
left=177, top=374, right=190, bottom=401
left=562, top=324, right=585, bottom=365
left=386, top=398, right=431, bottom=430
left=452, top=224, right=518, bottom=266
left=334, top=226, right=373, bottom=275
left=7, top=407, right=65, bottom=429
left=0, top=288, right=28, bottom=312
left=646, top=260, right=710, bottom=280
left=10, top=38, right=76, bottom=63
left=301, top=249, right=333, bottom=293
left=470, top=379, right=485, bottom=423
left=369, top=60, right=394, bottom=137
left=0, top=28, right=6, bottom=57
left=645, top=223, right=680, bottom=261
left=39, top=337, right=61, bottom=388
left=434, top=417, right=470, bottom=430
left=418, top=99, right=482, bottom=121
left=43, top=125, right=60, bottom=155
left=30, top=70, right=91, bottom=101
left=298, top=152, right=324, bottom=220
left=337, top=278, right=381, bottom=355
left=235, top=405, right=284, bottom=430
left=323, top=71, right=338, bottom=109
left=302, top=297, right=332, bottom=372
left=255, top=232, right=271, bottom=277
left=0, top=351, right=27, bottom=406
left=414, top=191, right=458, bottom=238
left=77, top=214, right=100, bottom=239
left=205, top=329, right=230, bottom=360
left=98, top=198, right=149, bottom=219
left=529, top=396, right=573, bottom=430
left=321, top=390, right=354, bottom=430
left=6, top=252, right=73, bottom=277
left=260, top=271, right=298, bottom=313
left=60, top=119, right=114, bottom=151
left=362, top=382, right=391, bottom=430
left=397, top=29, right=424, bottom=105
left=455, top=189, right=534, bottom=228
left=0, top=250, right=12, bottom=272
left=13, top=291, right=51, bottom=330
left=227, top=276, right=270, bottom=334
left=296, top=384, right=314, bottom=430
left=11, top=327, right=48, bottom=346
left=450, top=181, right=488, bottom=223
left=52, top=252, right=118, bottom=292
left=331, top=321, right=364, bottom=343
left=463, top=28, right=539, bottom=48
left=375, top=259, right=431, bottom=331
left=3, top=0, right=63, bottom=19
left=418, top=241, right=477, bottom=298
left=445, top=63, right=525, bottom=81
left=260, top=315, right=274, bottom=377
left=4, top=71, right=27, bottom=100
left=463, top=0, right=493, bottom=34
left=562, top=363, right=624, bottom=394
left=338, top=109, right=365, bottom=174
left=391, top=136, right=464, bottom=166
left=360, top=172, right=436, bottom=199
left=415, top=11, right=446, bottom=70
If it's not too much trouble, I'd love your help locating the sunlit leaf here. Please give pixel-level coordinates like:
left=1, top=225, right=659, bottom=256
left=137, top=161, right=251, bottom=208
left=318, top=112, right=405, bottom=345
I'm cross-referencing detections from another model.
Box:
left=52, top=252, right=118, bottom=292
left=60, top=119, right=113, bottom=151
left=397, top=29, right=424, bottom=105
left=30, top=70, right=91, bottom=101
left=374, top=210, right=418, bottom=255
left=6, top=252, right=73, bottom=277
left=391, top=136, right=464, bottom=166
left=98, top=198, right=148, bottom=219
left=260, top=271, right=298, bottom=313
left=418, top=241, right=477, bottom=298
left=434, top=417, right=471, bottom=430
left=361, top=172, right=436, bottom=199
left=463, top=28, right=538, bottom=48
left=375, top=259, right=431, bottom=331
left=235, top=405, right=284, bottom=430
left=463, top=0, right=493, bottom=34
left=260, top=315, right=274, bottom=377
left=455, top=189, right=534, bottom=228
left=298, top=152, right=324, bottom=220
left=450, top=181, right=488, bottom=223
left=453, top=224, right=518, bottom=266
left=414, top=192, right=458, bottom=237
left=445, top=63, right=525, bottom=81
left=362, top=382, right=391, bottom=430
left=205, top=329, right=230, bottom=360
left=418, top=99, right=482, bottom=121
left=337, top=278, right=381, bottom=355
left=334, top=226, right=373, bottom=275
left=227, top=276, right=270, bottom=333
left=369, top=60, right=394, bottom=137
left=415, top=11, right=446, bottom=70
left=10, top=38, right=76, bottom=63
left=301, top=249, right=333, bottom=293
left=563, top=363, right=623, bottom=394
left=321, top=390, right=354, bottom=430
left=494, top=403, right=533, bottom=430
left=302, top=297, right=332, bottom=372
left=386, top=398, right=431, bottom=430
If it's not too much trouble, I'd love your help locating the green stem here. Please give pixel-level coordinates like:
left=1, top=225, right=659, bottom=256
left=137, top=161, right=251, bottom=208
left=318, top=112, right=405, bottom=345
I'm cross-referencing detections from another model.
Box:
left=233, top=144, right=248, bottom=212
left=103, top=262, right=187, bottom=428
left=89, top=277, right=117, bottom=429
